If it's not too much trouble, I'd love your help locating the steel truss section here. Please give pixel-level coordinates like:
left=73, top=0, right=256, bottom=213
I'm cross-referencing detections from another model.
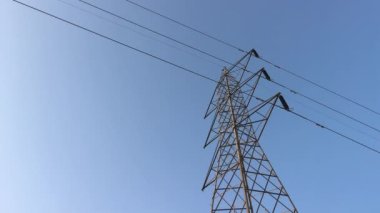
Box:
left=203, top=50, right=298, bottom=213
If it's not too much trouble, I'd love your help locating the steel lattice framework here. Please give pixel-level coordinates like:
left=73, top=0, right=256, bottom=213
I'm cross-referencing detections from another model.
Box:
left=202, top=50, right=298, bottom=213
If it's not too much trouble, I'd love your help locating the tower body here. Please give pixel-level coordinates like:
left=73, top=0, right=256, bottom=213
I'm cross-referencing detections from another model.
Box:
left=203, top=50, right=297, bottom=213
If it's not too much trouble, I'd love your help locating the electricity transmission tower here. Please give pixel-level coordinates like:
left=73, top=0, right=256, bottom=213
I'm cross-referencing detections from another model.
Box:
left=202, top=50, right=298, bottom=213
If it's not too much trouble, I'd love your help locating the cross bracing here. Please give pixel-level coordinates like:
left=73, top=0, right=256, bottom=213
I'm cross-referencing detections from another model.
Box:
left=203, top=51, right=298, bottom=213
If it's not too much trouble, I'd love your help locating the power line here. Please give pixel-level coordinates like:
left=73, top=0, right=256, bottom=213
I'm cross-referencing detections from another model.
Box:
left=288, top=95, right=380, bottom=143
left=257, top=57, right=380, bottom=117
left=12, top=0, right=380, bottom=155
left=76, top=0, right=380, bottom=135
left=12, top=0, right=217, bottom=84
left=253, top=97, right=380, bottom=155
left=268, top=79, right=380, bottom=133
left=290, top=110, right=380, bottom=155
left=123, top=0, right=380, bottom=117
left=258, top=83, right=380, bottom=143
left=124, top=0, right=246, bottom=53
left=56, top=0, right=225, bottom=68
left=79, top=0, right=233, bottom=67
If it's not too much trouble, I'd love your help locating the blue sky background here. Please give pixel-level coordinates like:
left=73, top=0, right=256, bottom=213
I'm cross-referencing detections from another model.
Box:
left=1, top=0, right=380, bottom=212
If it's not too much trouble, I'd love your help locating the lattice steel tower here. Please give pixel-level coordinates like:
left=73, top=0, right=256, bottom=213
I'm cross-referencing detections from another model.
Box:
left=202, top=50, right=298, bottom=213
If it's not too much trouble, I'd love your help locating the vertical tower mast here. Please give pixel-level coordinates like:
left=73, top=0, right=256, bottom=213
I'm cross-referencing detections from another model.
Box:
left=203, top=50, right=298, bottom=213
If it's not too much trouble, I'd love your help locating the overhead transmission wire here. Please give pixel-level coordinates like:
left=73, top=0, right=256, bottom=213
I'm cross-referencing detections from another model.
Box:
left=124, top=0, right=246, bottom=53
left=56, top=0, right=225, bottom=68
left=260, top=84, right=380, bottom=142
left=293, top=98, right=380, bottom=142
left=269, top=80, right=380, bottom=133
left=14, top=0, right=217, bottom=83
left=123, top=0, right=380, bottom=117
left=254, top=96, right=380, bottom=155
left=78, top=0, right=232, bottom=66
left=76, top=0, right=380, bottom=135
left=12, top=0, right=380, bottom=155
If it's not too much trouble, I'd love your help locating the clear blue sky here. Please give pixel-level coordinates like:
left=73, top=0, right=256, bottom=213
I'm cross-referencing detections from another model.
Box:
left=1, top=0, right=380, bottom=212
